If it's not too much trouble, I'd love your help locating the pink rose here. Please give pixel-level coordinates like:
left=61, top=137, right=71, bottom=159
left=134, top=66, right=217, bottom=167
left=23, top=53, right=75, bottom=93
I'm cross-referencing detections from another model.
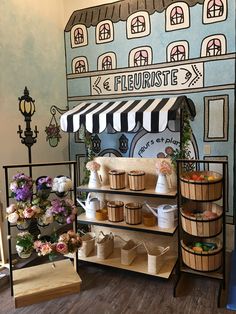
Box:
left=32, top=205, right=41, bottom=214
left=34, top=240, right=42, bottom=251
left=23, top=207, right=35, bottom=218
left=40, top=242, right=52, bottom=256
left=56, top=242, right=68, bottom=254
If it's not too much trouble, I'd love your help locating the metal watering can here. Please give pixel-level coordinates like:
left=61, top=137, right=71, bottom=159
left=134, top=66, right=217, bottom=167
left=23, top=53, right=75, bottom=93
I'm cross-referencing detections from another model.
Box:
left=77, top=193, right=100, bottom=218
left=145, top=202, right=177, bottom=229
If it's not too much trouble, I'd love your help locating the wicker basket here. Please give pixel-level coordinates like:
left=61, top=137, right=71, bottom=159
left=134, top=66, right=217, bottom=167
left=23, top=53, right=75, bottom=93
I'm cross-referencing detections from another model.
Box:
left=97, top=231, right=114, bottom=259
left=79, top=232, right=96, bottom=257
left=128, top=170, right=145, bottom=191
left=181, top=239, right=222, bottom=272
left=125, top=202, right=142, bottom=225
left=109, top=170, right=126, bottom=189
left=180, top=171, right=222, bottom=201
left=121, top=240, right=140, bottom=266
left=146, top=245, right=170, bottom=274
left=107, top=201, right=124, bottom=222
left=181, top=202, right=223, bottom=237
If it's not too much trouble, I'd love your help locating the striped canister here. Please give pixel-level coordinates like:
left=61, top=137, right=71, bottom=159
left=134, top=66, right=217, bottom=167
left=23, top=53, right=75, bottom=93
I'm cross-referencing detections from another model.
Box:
left=107, top=201, right=124, bottom=222
left=108, top=170, right=126, bottom=189
left=128, top=170, right=145, bottom=191
left=125, top=202, right=142, bottom=225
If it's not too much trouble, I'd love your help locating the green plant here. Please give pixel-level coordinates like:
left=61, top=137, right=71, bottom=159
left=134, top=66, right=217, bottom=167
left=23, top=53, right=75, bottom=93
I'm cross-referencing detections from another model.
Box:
left=16, top=232, right=34, bottom=253
left=170, top=109, right=194, bottom=172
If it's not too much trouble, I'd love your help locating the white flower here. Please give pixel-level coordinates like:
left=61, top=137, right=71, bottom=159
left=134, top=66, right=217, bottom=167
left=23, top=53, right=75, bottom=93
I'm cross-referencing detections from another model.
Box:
left=16, top=245, right=23, bottom=253
left=42, top=214, right=54, bottom=225
left=52, top=177, right=72, bottom=193
left=9, top=182, right=18, bottom=192
left=8, top=212, right=19, bottom=224
left=6, top=204, right=16, bottom=214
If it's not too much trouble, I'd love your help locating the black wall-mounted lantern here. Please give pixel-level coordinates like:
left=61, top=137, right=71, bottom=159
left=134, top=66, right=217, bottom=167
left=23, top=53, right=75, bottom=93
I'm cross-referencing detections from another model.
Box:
left=119, top=134, right=129, bottom=153
left=17, top=87, right=38, bottom=165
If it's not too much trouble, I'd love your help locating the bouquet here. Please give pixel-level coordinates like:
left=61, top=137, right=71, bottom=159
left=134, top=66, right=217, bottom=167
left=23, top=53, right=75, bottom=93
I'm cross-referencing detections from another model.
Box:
left=6, top=202, right=41, bottom=225
left=155, top=159, right=173, bottom=176
left=9, top=173, right=33, bottom=202
left=36, top=176, right=53, bottom=190
left=86, top=161, right=100, bottom=172
left=52, top=176, right=73, bottom=194
left=34, top=230, right=82, bottom=258
left=49, top=198, right=78, bottom=224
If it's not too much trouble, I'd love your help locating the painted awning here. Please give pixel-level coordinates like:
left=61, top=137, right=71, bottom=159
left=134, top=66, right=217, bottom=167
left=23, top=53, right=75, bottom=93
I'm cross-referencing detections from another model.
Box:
left=60, top=96, right=195, bottom=134
left=65, top=0, right=204, bottom=30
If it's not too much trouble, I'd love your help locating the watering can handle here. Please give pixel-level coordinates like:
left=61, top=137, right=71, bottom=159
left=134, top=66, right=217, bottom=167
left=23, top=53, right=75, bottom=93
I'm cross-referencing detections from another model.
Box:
left=160, top=246, right=170, bottom=255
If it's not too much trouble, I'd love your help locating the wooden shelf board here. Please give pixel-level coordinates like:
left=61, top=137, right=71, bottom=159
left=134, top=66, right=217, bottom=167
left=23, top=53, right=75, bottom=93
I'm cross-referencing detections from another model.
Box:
left=77, top=185, right=177, bottom=198
left=79, top=247, right=177, bottom=279
left=13, top=259, right=82, bottom=308
left=180, top=265, right=223, bottom=280
left=77, top=213, right=177, bottom=235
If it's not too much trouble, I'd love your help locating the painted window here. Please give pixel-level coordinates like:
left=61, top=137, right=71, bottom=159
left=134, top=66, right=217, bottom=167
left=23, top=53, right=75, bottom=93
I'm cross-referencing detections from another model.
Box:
left=72, top=57, right=88, bottom=73
left=96, top=20, right=114, bottom=44
left=204, top=95, right=228, bottom=141
left=203, top=0, right=227, bottom=24
left=71, top=24, right=87, bottom=48
left=74, top=28, right=84, bottom=44
left=167, top=41, right=189, bottom=62
left=129, top=47, right=152, bottom=67
left=201, top=35, right=226, bottom=56
left=170, top=6, right=184, bottom=25
left=127, top=12, right=150, bottom=39
left=98, top=52, right=116, bottom=71
left=166, top=2, right=190, bottom=31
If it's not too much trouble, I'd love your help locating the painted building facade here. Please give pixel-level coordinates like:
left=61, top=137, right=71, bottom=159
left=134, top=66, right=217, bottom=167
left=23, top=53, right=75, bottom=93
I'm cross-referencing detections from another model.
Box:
left=63, top=0, right=235, bottom=220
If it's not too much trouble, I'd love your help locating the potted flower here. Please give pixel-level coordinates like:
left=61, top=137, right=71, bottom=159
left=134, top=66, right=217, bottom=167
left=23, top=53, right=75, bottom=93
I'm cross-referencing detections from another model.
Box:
left=6, top=202, right=42, bottom=230
left=52, top=176, right=73, bottom=197
left=36, top=176, right=53, bottom=200
left=49, top=198, right=78, bottom=224
left=9, top=173, right=33, bottom=202
left=16, top=231, right=34, bottom=258
left=33, top=230, right=82, bottom=261
left=86, top=160, right=101, bottom=188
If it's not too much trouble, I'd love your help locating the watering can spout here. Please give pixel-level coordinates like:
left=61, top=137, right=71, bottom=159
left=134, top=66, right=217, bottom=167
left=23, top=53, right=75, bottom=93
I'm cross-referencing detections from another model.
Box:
left=77, top=198, right=86, bottom=211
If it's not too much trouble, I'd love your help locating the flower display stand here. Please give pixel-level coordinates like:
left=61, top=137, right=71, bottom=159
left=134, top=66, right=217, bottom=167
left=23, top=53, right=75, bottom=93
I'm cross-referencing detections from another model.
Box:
left=3, top=160, right=81, bottom=307
left=13, top=259, right=81, bottom=308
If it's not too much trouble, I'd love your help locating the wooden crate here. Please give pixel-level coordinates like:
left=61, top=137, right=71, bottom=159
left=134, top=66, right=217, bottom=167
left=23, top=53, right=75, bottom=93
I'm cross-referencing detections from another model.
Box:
left=13, top=259, right=82, bottom=308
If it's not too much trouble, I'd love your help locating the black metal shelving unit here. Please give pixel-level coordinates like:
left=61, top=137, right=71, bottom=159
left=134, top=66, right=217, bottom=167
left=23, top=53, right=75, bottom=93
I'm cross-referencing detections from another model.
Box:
left=3, top=160, right=78, bottom=296
left=174, top=159, right=227, bottom=307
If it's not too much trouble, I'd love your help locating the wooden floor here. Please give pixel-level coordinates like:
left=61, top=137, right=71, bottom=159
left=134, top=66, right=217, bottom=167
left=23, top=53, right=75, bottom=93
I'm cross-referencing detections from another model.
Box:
left=0, top=262, right=232, bottom=314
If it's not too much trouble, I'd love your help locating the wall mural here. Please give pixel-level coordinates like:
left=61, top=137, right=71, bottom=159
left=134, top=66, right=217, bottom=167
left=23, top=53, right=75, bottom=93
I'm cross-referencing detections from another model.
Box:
left=64, top=0, right=235, bottom=221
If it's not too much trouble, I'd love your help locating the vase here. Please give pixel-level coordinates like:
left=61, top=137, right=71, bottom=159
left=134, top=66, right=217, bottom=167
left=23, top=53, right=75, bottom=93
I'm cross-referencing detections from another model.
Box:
left=16, top=219, right=31, bottom=230
left=155, top=173, right=169, bottom=194
left=88, top=170, right=101, bottom=188
left=37, top=188, right=51, bottom=200
left=16, top=246, right=32, bottom=259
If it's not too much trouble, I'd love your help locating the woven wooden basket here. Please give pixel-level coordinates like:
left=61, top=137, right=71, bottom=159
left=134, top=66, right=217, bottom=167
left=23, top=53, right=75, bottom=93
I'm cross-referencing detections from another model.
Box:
left=181, top=202, right=223, bottom=237
left=121, top=240, right=139, bottom=266
left=181, top=239, right=222, bottom=272
left=125, top=202, right=142, bottom=225
left=128, top=170, right=145, bottom=191
left=97, top=231, right=114, bottom=259
left=79, top=232, right=96, bottom=257
left=180, top=171, right=222, bottom=201
left=109, top=170, right=126, bottom=189
left=107, top=201, right=124, bottom=222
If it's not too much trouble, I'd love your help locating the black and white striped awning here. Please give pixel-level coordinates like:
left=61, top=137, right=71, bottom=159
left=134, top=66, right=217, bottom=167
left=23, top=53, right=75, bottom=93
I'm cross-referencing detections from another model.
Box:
left=60, top=96, right=195, bottom=133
